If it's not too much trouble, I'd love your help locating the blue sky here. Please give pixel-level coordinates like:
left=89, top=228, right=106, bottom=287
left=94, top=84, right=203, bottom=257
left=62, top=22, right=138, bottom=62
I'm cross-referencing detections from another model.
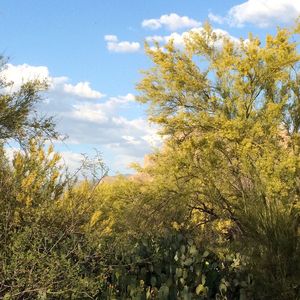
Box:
left=1, top=0, right=299, bottom=174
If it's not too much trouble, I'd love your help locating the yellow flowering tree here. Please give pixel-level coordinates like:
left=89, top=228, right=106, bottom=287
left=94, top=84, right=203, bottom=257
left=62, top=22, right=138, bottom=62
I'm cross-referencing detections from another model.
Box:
left=137, top=23, right=300, bottom=299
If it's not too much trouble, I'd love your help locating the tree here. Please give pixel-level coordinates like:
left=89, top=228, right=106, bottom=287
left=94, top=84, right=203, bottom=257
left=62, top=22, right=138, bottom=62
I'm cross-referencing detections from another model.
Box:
left=0, top=58, right=102, bottom=299
left=0, top=57, right=58, bottom=144
left=137, top=23, right=300, bottom=299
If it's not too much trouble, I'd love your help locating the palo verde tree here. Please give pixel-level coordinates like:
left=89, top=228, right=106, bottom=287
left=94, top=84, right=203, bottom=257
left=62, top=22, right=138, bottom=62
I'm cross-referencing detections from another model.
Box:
left=0, top=58, right=104, bottom=299
left=137, top=23, right=300, bottom=299
left=0, top=57, right=58, bottom=144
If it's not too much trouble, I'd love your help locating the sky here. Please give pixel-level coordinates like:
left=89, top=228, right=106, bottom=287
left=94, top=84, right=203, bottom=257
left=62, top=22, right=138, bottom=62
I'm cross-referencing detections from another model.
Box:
left=1, top=0, right=300, bottom=174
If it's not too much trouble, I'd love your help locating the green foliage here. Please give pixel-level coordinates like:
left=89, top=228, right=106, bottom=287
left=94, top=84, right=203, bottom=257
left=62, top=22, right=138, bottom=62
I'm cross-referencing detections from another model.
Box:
left=1, top=22, right=300, bottom=299
left=97, top=229, right=251, bottom=299
left=0, top=141, right=102, bottom=299
left=137, top=23, right=300, bottom=299
left=0, top=57, right=58, bottom=143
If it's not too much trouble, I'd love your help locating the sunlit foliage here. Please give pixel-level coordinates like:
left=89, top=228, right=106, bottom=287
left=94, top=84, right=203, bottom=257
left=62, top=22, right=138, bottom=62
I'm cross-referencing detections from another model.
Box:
left=0, top=22, right=300, bottom=299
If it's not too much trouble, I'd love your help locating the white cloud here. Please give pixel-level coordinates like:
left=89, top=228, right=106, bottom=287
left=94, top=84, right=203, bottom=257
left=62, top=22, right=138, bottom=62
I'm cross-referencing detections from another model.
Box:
left=64, top=82, right=105, bottom=99
left=1, top=64, right=50, bottom=92
left=59, top=151, right=84, bottom=173
left=109, top=153, right=144, bottom=173
left=119, top=93, right=135, bottom=102
left=208, top=13, right=225, bottom=25
left=111, top=117, right=161, bottom=148
left=211, top=0, right=300, bottom=28
left=71, top=103, right=109, bottom=123
left=145, top=35, right=165, bottom=43
left=104, top=35, right=140, bottom=53
left=1, top=63, right=162, bottom=173
left=146, top=33, right=184, bottom=48
left=146, top=27, right=240, bottom=50
left=107, top=41, right=140, bottom=53
left=1, top=64, right=104, bottom=100
left=122, top=135, right=141, bottom=145
left=70, top=93, right=136, bottom=123
left=104, top=34, right=118, bottom=42
left=142, top=13, right=201, bottom=31
left=142, top=19, right=161, bottom=30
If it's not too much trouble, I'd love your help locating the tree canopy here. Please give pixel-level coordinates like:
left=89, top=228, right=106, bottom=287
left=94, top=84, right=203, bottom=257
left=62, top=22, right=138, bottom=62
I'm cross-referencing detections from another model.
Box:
left=136, top=23, right=300, bottom=298
left=0, top=57, right=58, bottom=144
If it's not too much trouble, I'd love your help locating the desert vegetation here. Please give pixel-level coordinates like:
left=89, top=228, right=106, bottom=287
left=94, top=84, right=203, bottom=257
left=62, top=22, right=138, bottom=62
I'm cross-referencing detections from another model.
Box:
left=0, top=22, right=300, bottom=299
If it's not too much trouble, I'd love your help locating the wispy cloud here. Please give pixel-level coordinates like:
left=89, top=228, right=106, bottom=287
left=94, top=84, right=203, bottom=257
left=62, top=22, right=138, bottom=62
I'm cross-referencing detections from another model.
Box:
left=208, top=13, right=225, bottom=25
left=104, top=35, right=118, bottom=42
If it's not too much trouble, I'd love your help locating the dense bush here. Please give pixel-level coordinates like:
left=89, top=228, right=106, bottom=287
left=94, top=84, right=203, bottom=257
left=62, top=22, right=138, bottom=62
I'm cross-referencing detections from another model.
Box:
left=1, top=22, right=300, bottom=299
